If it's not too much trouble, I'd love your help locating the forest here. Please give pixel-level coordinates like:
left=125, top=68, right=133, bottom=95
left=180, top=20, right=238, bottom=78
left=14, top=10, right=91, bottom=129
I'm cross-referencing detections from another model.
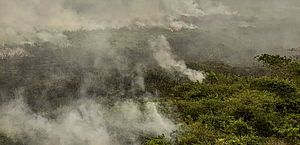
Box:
left=0, top=28, right=299, bottom=145
left=1, top=0, right=300, bottom=145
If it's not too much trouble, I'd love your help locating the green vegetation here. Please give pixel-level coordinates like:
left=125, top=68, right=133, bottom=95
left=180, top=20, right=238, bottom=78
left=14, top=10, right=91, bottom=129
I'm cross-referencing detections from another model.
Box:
left=146, top=54, right=300, bottom=145
left=1, top=53, right=299, bottom=145
left=0, top=28, right=299, bottom=144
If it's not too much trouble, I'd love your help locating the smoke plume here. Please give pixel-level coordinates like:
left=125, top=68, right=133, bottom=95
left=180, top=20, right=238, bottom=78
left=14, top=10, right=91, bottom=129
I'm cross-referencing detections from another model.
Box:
left=2, top=0, right=300, bottom=144
left=150, top=35, right=205, bottom=82
left=0, top=98, right=175, bottom=145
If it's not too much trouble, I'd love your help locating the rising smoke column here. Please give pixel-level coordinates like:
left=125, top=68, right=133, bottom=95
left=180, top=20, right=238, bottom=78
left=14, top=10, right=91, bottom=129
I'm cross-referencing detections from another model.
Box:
left=0, top=98, right=176, bottom=145
left=149, top=35, right=205, bottom=82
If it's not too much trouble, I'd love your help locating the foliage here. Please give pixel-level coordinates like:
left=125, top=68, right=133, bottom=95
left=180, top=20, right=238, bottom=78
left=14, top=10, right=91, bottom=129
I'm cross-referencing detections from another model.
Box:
left=145, top=136, right=171, bottom=145
left=1, top=50, right=299, bottom=144
left=250, top=77, right=297, bottom=97
left=145, top=54, right=300, bottom=145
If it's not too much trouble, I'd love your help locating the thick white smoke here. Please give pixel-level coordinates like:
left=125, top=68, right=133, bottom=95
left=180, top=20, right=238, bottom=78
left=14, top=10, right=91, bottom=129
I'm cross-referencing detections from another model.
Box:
left=0, top=0, right=235, bottom=44
left=150, top=35, right=205, bottom=82
left=0, top=98, right=175, bottom=145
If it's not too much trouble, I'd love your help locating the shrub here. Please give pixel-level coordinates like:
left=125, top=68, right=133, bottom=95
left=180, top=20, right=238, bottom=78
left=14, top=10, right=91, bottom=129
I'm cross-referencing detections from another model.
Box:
left=145, top=136, right=171, bottom=145
left=275, top=96, right=300, bottom=114
left=250, top=77, right=297, bottom=97
left=175, top=99, right=226, bottom=120
left=216, top=135, right=261, bottom=145
left=226, top=90, right=279, bottom=136
left=227, top=90, right=278, bottom=117
left=173, top=83, right=243, bottom=99
left=263, top=137, right=288, bottom=145
left=176, top=122, right=216, bottom=145
left=250, top=115, right=276, bottom=136
left=198, top=115, right=234, bottom=131
left=226, top=119, right=254, bottom=136
left=275, top=114, right=300, bottom=143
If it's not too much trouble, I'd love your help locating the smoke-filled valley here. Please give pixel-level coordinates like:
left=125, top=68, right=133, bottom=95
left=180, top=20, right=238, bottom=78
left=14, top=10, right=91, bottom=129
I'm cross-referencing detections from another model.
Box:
left=1, top=0, right=300, bottom=145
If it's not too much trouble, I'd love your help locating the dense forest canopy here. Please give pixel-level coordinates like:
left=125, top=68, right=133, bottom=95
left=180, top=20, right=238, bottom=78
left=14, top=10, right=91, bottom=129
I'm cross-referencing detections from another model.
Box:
left=0, top=0, right=300, bottom=145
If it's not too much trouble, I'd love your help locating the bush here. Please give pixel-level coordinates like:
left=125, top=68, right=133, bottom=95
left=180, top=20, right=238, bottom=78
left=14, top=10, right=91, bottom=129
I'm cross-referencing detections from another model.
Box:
left=198, top=115, right=234, bottom=131
left=227, top=90, right=278, bottom=117
left=175, top=99, right=226, bottom=120
left=263, top=137, right=288, bottom=145
left=226, top=90, right=279, bottom=136
left=226, top=119, right=254, bottom=136
left=275, top=96, right=300, bottom=114
left=173, top=83, right=243, bottom=99
left=275, top=114, right=300, bottom=143
left=216, top=135, right=261, bottom=145
left=250, top=77, right=297, bottom=97
left=176, top=122, right=216, bottom=145
left=250, top=115, right=276, bottom=136
left=145, top=136, right=171, bottom=145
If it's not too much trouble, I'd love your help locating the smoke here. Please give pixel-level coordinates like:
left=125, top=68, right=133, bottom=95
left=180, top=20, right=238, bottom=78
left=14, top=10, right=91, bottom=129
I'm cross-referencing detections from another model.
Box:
left=0, top=0, right=236, bottom=44
left=183, top=0, right=300, bottom=65
left=0, top=47, right=29, bottom=59
left=2, top=0, right=300, bottom=144
left=0, top=97, right=175, bottom=145
left=1, top=0, right=298, bottom=64
left=150, top=35, right=205, bottom=82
